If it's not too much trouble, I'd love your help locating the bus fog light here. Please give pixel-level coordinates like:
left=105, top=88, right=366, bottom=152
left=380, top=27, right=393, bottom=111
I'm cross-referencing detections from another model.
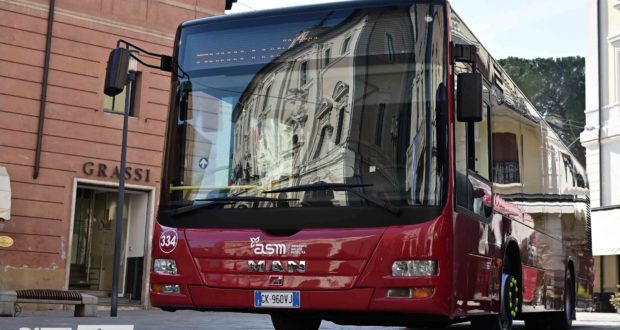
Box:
left=386, top=288, right=411, bottom=298
left=412, top=287, right=434, bottom=298
left=152, top=283, right=180, bottom=294
left=162, top=284, right=180, bottom=294
left=391, top=260, right=437, bottom=277
left=154, top=259, right=178, bottom=275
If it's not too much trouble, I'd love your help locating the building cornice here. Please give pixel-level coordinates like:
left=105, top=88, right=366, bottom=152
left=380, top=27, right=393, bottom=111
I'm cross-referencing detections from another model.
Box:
left=608, top=33, right=620, bottom=44
left=2, top=0, right=177, bottom=41
left=156, top=0, right=222, bottom=17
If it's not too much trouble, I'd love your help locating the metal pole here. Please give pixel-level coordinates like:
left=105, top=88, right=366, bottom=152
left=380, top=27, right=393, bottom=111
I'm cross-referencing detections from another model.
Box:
left=111, top=71, right=134, bottom=317
left=33, top=0, right=55, bottom=179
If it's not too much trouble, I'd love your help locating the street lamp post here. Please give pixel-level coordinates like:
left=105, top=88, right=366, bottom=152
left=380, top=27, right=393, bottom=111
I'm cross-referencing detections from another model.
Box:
left=103, top=39, right=174, bottom=316
left=111, top=50, right=138, bottom=317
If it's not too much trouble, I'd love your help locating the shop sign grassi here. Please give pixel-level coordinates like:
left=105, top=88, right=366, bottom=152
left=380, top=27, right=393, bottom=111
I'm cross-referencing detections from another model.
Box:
left=82, top=161, right=151, bottom=182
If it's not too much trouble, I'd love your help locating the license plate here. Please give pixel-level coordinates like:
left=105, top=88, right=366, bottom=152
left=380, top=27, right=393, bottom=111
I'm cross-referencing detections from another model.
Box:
left=254, top=291, right=300, bottom=308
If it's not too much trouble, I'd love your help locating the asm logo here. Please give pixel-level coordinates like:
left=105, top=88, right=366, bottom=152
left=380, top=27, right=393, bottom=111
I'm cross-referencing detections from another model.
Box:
left=250, top=236, right=286, bottom=255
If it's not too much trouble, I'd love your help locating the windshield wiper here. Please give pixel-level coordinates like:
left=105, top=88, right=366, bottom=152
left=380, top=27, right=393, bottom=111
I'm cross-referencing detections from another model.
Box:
left=263, top=183, right=400, bottom=215
left=168, top=196, right=299, bottom=216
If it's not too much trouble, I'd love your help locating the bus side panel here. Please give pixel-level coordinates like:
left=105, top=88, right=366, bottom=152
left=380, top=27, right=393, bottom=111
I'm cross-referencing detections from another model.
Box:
left=574, top=250, right=595, bottom=311
left=356, top=214, right=453, bottom=317
left=452, top=211, right=502, bottom=317
left=452, top=205, right=574, bottom=316
left=150, top=223, right=203, bottom=308
left=449, top=0, right=594, bottom=319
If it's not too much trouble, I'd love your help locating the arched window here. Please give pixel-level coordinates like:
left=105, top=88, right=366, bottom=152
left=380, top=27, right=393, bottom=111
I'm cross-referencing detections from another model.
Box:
left=335, top=107, right=345, bottom=145
left=341, top=36, right=351, bottom=54
left=332, top=81, right=349, bottom=101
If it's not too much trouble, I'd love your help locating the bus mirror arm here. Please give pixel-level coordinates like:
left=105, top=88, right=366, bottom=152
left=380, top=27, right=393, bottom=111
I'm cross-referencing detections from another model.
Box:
left=104, top=39, right=186, bottom=97
left=453, top=43, right=483, bottom=123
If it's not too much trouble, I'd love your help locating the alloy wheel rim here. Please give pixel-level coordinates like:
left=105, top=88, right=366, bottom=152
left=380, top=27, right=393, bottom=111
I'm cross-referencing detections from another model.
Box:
left=500, top=273, right=518, bottom=330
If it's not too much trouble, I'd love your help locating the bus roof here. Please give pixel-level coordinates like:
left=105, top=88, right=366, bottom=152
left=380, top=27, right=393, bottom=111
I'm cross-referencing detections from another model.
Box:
left=182, top=0, right=446, bottom=28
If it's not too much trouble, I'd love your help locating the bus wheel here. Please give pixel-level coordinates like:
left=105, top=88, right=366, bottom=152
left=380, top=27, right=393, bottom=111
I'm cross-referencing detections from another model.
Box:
left=472, top=273, right=518, bottom=330
left=270, top=314, right=321, bottom=330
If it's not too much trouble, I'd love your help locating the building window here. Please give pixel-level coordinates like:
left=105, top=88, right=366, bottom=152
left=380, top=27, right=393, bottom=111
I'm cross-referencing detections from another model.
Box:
left=332, top=81, right=349, bottom=101
left=493, top=132, right=520, bottom=184
left=324, top=48, right=331, bottom=67
left=375, top=103, right=386, bottom=146
left=341, top=36, right=351, bottom=54
left=335, top=107, right=345, bottom=145
left=262, top=84, right=272, bottom=111
left=103, top=73, right=138, bottom=116
left=314, top=126, right=328, bottom=159
left=300, top=61, right=308, bottom=86
left=385, top=33, right=395, bottom=62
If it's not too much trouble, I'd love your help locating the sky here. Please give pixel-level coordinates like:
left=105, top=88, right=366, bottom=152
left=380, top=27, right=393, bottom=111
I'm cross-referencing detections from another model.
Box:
left=227, top=0, right=587, bottom=60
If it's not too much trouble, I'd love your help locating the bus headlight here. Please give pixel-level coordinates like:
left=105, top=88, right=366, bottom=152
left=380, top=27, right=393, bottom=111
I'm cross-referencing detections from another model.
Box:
left=392, top=260, right=437, bottom=277
left=154, top=259, right=178, bottom=275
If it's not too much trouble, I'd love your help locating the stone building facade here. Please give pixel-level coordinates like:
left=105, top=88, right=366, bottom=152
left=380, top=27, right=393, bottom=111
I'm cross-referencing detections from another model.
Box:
left=581, top=0, right=620, bottom=312
left=0, top=0, right=226, bottom=307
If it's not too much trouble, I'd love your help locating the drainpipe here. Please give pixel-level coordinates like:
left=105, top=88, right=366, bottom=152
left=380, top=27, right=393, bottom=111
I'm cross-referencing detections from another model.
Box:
left=33, top=0, right=55, bottom=179
left=596, top=0, right=604, bottom=301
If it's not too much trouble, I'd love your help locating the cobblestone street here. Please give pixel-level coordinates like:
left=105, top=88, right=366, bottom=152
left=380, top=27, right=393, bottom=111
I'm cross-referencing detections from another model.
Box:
left=1, top=310, right=619, bottom=330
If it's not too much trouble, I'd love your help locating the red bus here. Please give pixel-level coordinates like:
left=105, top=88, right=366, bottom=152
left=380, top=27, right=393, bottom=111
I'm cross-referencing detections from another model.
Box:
left=149, top=1, right=594, bottom=329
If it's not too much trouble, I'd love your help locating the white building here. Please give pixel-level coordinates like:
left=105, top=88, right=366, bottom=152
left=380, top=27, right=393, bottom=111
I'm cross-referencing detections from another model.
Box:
left=581, top=0, right=620, bottom=312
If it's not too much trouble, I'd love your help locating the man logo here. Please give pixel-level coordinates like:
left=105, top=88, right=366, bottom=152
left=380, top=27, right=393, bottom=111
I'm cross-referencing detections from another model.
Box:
left=248, top=260, right=306, bottom=273
left=250, top=236, right=286, bottom=255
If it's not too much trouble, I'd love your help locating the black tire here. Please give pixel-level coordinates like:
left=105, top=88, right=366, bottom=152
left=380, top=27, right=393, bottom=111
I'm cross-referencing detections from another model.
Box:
left=270, top=314, right=321, bottom=330
left=524, top=314, right=550, bottom=330
left=471, top=273, right=518, bottom=330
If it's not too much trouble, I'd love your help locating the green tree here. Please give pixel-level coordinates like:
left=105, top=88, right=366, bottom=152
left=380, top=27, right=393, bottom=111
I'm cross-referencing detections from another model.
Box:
left=498, top=57, right=585, bottom=164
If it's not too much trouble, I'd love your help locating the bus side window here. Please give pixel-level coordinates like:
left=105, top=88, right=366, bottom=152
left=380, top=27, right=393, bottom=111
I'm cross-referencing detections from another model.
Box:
left=472, top=104, right=490, bottom=179
left=456, top=102, right=492, bottom=217
left=455, top=117, right=469, bottom=209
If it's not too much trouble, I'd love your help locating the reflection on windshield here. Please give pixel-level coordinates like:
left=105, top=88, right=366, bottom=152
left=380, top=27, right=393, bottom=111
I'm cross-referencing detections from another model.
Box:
left=161, top=3, right=447, bottom=210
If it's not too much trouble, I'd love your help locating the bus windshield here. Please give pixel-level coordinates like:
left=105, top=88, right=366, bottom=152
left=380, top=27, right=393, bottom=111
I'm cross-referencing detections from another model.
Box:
left=160, top=2, right=448, bottom=211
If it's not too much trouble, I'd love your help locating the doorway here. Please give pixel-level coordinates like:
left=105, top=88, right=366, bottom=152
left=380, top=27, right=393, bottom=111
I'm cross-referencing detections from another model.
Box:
left=69, top=186, right=149, bottom=304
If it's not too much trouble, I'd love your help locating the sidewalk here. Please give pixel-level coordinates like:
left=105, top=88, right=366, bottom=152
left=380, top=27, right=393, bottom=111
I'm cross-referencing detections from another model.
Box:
left=577, top=312, right=620, bottom=322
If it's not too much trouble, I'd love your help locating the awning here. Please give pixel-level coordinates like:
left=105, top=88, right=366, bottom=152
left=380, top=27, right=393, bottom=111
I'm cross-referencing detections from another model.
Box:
left=0, top=166, right=10, bottom=221
left=591, top=207, right=620, bottom=256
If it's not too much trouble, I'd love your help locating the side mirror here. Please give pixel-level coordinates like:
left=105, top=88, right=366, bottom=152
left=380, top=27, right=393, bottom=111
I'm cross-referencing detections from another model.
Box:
left=104, top=48, right=130, bottom=97
left=456, top=72, right=483, bottom=122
